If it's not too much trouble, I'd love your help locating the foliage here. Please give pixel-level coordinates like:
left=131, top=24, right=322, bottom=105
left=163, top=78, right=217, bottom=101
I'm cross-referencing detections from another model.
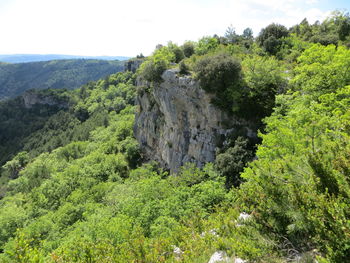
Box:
left=0, top=71, right=232, bottom=262
left=194, top=52, right=242, bottom=112
left=290, top=11, right=350, bottom=47
left=215, top=137, right=253, bottom=188
left=257, top=23, right=289, bottom=55
left=0, top=72, right=135, bottom=195
left=195, top=36, right=220, bottom=55
left=237, top=44, right=350, bottom=262
left=291, top=44, right=350, bottom=95
left=224, top=25, right=240, bottom=44
left=2, top=152, right=29, bottom=180
left=182, top=41, right=196, bottom=58
left=168, top=42, right=185, bottom=63
left=0, top=89, right=70, bottom=167
left=179, top=60, right=190, bottom=75
left=241, top=55, right=288, bottom=117
left=138, top=46, right=175, bottom=83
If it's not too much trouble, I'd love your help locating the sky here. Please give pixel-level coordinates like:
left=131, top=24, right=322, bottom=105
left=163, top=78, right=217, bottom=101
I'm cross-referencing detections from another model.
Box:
left=0, top=0, right=349, bottom=57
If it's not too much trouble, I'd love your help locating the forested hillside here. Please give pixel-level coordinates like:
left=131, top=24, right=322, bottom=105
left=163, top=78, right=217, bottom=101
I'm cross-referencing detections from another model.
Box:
left=0, top=55, right=129, bottom=64
left=0, top=89, right=70, bottom=169
left=0, top=11, right=349, bottom=262
left=0, top=59, right=124, bottom=100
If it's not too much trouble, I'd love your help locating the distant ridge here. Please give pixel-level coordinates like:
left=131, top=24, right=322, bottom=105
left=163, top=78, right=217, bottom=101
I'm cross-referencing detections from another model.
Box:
left=0, top=59, right=125, bottom=100
left=0, top=54, right=130, bottom=63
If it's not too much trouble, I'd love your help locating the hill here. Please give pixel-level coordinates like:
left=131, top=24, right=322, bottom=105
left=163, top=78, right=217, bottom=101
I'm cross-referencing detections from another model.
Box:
left=0, top=59, right=124, bottom=100
left=0, top=89, right=71, bottom=170
left=0, top=54, right=129, bottom=63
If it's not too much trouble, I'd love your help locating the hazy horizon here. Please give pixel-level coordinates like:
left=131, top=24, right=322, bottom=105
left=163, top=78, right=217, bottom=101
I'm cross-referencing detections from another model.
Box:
left=0, top=54, right=130, bottom=63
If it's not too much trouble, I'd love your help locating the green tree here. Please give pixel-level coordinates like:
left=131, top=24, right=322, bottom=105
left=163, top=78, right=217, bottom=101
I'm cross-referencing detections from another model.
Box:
left=215, top=137, right=253, bottom=188
left=225, top=25, right=239, bottom=44
left=182, top=41, right=195, bottom=58
left=291, top=44, right=350, bottom=95
left=242, top=28, right=253, bottom=40
left=195, top=36, right=219, bottom=55
left=257, top=23, right=289, bottom=55
left=168, top=42, right=185, bottom=63
left=241, top=55, right=287, bottom=117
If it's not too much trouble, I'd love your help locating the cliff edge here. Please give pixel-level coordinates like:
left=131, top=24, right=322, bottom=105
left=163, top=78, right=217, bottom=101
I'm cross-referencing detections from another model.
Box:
left=134, top=69, right=256, bottom=173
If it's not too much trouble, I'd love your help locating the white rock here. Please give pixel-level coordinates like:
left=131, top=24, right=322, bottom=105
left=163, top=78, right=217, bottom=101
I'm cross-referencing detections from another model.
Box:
left=238, top=212, right=251, bottom=221
left=234, top=258, right=247, bottom=263
left=236, top=212, right=251, bottom=227
left=172, top=245, right=183, bottom=259
left=208, top=251, right=229, bottom=263
left=201, top=229, right=219, bottom=237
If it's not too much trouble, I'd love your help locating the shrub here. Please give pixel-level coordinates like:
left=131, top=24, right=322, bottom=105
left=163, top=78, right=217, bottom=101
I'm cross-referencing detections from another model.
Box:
left=138, top=59, right=167, bottom=83
left=182, top=41, right=195, bottom=57
left=195, top=37, right=219, bottom=55
left=179, top=61, right=190, bottom=75
left=194, top=52, right=242, bottom=112
left=168, top=42, right=185, bottom=63
left=138, top=47, right=175, bottom=83
left=215, top=137, right=253, bottom=188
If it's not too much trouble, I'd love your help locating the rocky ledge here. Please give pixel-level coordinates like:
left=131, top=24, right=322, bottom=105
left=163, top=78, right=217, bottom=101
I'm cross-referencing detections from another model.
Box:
left=22, top=90, right=69, bottom=109
left=134, top=69, right=256, bottom=173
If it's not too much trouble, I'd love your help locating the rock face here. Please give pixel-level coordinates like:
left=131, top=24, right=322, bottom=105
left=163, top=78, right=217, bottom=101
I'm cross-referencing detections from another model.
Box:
left=134, top=69, right=256, bottom=173
left=124, top=58, right=144, bottom=73
left=22, top=90, right=68, bottom=109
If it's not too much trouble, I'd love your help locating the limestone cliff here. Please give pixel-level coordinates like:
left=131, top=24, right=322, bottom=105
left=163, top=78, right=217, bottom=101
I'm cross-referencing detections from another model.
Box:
left=134, top=69, right=256, bottom=173
left=22, top=90, right=69, bottom=109
left=124, top=58, right=144, bottom=73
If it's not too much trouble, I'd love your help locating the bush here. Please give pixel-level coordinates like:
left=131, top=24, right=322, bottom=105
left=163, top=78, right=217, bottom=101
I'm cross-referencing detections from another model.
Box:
left=182, top=41, right=195, bottom=57
left=195, top=37, right=219, bottom=55
left=194, top=52, right=242, bottom=112
left=168, top=42, right=185, bottom=63
left=138, top=59, right=167, bottom=83
left=138, top=47, right=175, bottom=83
left=179, top=61, right=190, bottom=75
left=215, top=137, right=253, bottom=188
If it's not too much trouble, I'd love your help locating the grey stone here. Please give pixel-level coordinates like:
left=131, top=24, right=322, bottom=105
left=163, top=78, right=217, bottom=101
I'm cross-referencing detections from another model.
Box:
left=22, top=90, right=68, bottom=109
left=124, top=58, right=144, bottom=73
left=134, top=69, right=256, bottom=173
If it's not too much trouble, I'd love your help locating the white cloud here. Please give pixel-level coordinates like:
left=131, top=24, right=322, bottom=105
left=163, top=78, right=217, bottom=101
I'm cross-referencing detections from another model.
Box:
left=0, top=0, right=334, bottom=56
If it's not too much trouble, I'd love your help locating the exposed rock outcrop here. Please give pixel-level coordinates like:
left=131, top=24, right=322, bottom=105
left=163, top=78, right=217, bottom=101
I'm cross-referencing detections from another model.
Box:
left=22, top=90, right=68, bottom=109
left=134, top=69, right=256, bottom=173
left=124, top=58, right=144, bottom=73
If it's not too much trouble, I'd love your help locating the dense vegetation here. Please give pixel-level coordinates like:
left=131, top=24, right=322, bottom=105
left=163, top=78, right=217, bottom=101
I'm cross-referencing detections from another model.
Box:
left=0, top=59, right=124, bottom=100
left=0, top=11, right=349, bottom=262
left=0, top=89, right=70, bottom=169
